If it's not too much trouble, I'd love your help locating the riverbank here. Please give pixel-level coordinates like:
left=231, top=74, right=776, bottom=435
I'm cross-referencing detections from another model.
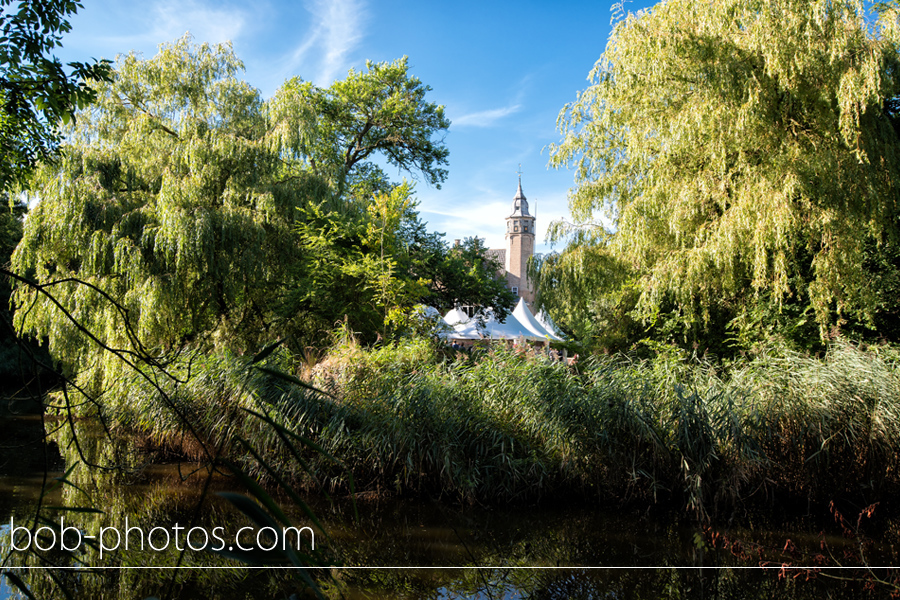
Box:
left=3, top=443, right=897, bottom=599
left=64, top=338, right=900, bottom=524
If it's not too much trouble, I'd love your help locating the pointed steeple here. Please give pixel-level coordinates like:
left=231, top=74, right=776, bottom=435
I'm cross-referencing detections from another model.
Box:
left=510, top=173, right=531, bottom=217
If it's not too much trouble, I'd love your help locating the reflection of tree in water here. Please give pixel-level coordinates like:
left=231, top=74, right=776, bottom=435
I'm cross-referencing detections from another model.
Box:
left=0, top=272, right=339, bottom=598
left=3, top=426, right=319, bottom=599
left=324, top=503, right=898, bottom=599
left=522, top=569, right=814, bottom=600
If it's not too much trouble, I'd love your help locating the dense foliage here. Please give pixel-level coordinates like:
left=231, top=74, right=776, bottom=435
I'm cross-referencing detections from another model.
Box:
left=540, top=0, right=900, bottom=352
left=0, top=196, right=32, bottom=383
left=90, top=337, right=900, bottom=519
left=0, top=0, right=108, bottom=384
left=10, top=36, right=513, bottom=389
left=12, top=37, right=301, bottom=381
left=268, top=56, right=449, bottom=197
left=0, top=0, right=111, bottom=188
left=290, top=192, right=516, bottom=341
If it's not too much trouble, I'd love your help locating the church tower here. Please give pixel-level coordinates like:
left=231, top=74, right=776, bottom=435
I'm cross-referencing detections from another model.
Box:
left=505, top=175, right=535, bottom=305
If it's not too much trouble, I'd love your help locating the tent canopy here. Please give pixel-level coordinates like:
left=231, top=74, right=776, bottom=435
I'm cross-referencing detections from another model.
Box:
left=443, top=307, right=470, bottom=326
left=512, top=298, right=564, bottom=342
left=444, top=305, right=552, bottom=342
left=536, top=309, right=566, bottom=341
left=415, top=305, right=450, bottom=338
left=480, top=308, right=545, bottom=341
left=443, top=308, right=481, bottom=340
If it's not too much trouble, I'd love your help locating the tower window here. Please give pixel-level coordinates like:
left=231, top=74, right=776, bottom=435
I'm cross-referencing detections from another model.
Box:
left=511, top=286, right=519, bottom=295
left=523, top=223, right=529, bottom=233
left=514, top=223, right=519, bottom=232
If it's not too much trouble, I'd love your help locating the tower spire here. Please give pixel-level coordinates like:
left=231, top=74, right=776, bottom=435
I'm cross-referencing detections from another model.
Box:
left=510, top=168, right=529, bottom=217
left=516, top=164, right=524, bottom=199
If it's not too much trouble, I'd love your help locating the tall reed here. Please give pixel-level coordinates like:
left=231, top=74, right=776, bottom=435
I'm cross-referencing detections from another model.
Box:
left=78, top=338, right=900, bottom=518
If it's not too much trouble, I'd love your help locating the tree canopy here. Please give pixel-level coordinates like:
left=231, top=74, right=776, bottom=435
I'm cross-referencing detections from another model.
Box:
left=0, top=0, right=111, bottom=189
left=11, top=36, right=509, bottom=386
left=544, top=0, right=900, bottom=349
left=12, top=37, right=295, bottom=376
left=268, top=56, right=449, bottom=198
left=290, top=187, right=517, bottom=343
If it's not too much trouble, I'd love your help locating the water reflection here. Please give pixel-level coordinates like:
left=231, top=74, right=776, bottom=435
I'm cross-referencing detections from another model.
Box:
left=1, top=411, right=898, bottom=598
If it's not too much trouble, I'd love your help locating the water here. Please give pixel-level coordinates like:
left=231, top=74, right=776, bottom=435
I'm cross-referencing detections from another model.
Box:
left=1, top=404, right=897, bottom=599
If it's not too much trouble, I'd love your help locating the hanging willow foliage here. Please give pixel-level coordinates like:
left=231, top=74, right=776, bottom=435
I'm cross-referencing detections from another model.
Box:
left=10, top=35, right=456, bottom=397
left=10, top=36, right=329, bottom=390
left=548, top=0, right=900, bottom=341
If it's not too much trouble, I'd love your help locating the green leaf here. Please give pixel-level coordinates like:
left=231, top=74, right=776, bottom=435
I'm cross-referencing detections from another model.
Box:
left=250, top=338, right=284, bottom=364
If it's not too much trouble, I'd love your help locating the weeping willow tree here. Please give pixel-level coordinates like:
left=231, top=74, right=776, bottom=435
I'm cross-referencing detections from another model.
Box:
left=544, top=0, right=900, bottom=349
left=11, top=37, right=313, bottom=384
left=9, top=33, right=462, bottom=396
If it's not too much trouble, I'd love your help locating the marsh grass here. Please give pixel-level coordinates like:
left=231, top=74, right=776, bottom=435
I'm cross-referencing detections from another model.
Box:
left=79, top=338, right=900, bottom=519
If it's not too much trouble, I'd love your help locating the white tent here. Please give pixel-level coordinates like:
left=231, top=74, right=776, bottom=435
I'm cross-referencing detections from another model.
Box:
left=443, top=308, right=482, bottom=340
left=480, top=307, right=545, bottom=342
left=443, top=305, right=558, bottom=343
left=420, top=305, right=442, bottom=320
left=536, top=309, right=566, bottom=341
left=443, top=307, right=540, bottom=341
left=443, top=307, right=469, bottom=325
left=415, top=305, right=450, bottom=338
left=513, top=298, right=564, bottom=342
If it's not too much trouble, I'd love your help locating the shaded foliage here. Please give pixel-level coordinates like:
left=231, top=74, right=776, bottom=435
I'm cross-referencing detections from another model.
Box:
left=94, top=334, right=900, bottom=520
left=0, top=0, right=111, bottom=188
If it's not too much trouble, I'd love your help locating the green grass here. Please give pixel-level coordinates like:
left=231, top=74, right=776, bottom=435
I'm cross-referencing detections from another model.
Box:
left=63, top=338, right=900, bottom=519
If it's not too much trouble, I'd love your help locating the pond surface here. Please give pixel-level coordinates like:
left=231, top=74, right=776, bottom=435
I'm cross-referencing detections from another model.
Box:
left=1, top=404, right=897, bottom=599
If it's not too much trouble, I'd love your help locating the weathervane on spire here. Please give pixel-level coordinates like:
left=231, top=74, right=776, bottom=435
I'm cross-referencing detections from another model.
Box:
left=517, top=163, right=523, bottom=183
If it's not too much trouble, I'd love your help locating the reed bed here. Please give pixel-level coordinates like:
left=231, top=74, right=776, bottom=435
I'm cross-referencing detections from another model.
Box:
left=76, top=339, right=900, bottom=518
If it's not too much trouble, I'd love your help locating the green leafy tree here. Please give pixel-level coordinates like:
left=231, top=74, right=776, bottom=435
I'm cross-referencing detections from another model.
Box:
left=268, top=56, right=450, bottom=200
left=0, top=0, right=111, bottom=188
left=11, top=36, right=321, bottom=391
left=289, top=183, right=428, bottom=343
left=0, top=195, right=30, bottom=382
left=547, top=0, right=900, bottom=348
left=11, top=37, right=461, bottom=383
left=0, top=0, right=110, bottom=384
left=289, top=190, right=516, bottom=344
left=528, top=229, right=639, bottom=351
left=422, top=236, right=517, bottom=319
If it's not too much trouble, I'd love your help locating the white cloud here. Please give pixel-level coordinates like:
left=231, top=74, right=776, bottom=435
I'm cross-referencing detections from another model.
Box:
left=150, top=0, right=247, bottom=46
left=280, top=0, right=367, bottom=86
left=316, top=0, right=366, bottom=84
left=419, top=197, right=512, bottom=249
left=451, top=104, right=522, bottom=128
left=68, top=0, right=250, bottom=56
left=425, top=201, right=508, bottom=221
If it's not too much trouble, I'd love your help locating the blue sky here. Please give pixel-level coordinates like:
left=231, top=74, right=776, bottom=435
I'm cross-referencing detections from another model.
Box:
left=57, top=0, right=656, bottom=254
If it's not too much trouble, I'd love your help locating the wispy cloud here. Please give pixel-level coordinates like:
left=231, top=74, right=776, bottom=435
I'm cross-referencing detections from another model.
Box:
left=281, top=0, right=367, bottom=86
left=451, top=104, right=522, bottom=128
left=425, top=201, right=507, bottom=221
left=150, top=0, right=247, bottom=46
left=68, top=0, right=250, bottom=56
